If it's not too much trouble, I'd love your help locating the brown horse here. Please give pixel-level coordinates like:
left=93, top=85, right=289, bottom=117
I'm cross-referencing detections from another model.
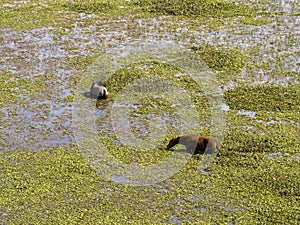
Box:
left=167, top=135, right=219, bottom=154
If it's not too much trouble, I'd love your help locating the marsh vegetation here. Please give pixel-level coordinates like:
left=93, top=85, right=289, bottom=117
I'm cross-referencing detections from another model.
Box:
left=0, top=0, right=299, bottom=224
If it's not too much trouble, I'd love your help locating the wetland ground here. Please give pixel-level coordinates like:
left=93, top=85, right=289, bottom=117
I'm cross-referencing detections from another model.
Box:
left=0, top=0, right=299, bottom=224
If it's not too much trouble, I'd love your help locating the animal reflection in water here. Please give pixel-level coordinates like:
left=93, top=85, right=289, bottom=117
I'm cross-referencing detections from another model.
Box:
left=90, top=81, right=108, bottom=100
left=167, top=135, right=219, bottom=154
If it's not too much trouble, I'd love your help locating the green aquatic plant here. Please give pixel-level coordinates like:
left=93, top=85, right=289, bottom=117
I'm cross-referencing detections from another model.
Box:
left=0, top=73, right=49, bottom=104
left=61, top=0, right=114, bottom=13
left=1, top=144, right=299, bottom=224
left=0, top=0, right=299, bottom=224
left=135, top=0, right=255, bottom=18
left=225, top=84, right=300, bottom=112
left=240, top=16, right=270, bottom=25
left=191, top=44, right=248, bottom=72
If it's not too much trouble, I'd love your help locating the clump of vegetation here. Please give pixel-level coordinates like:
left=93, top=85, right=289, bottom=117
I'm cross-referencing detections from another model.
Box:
left=1, top=144, right=300, bottom=224
left=106, top=61, right=205, bottom=99
left=135, top=0, right=255, bottom=18
left=0, top=73, right=48, bottom=104
left=223, top=129, right=275, bottom=153
left=225, top=84, right=300, bottom=112
left=0, top=2, right=64, bottom=29
left=62, top=0, right=114, bottom=13
left=240, top=16, right=270, bottom=25
left=191, top=44, right=248, bottom=72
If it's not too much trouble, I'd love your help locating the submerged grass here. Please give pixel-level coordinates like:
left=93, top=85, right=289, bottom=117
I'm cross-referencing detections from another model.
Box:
left=0, top=72, right=50, bottom=105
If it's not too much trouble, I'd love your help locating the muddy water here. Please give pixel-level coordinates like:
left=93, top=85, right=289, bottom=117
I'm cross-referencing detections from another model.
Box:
left=0, top=0, right=299, bottom=151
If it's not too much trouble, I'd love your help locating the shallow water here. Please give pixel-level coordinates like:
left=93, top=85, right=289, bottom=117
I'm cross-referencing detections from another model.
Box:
left=237, top=109, right=256, bottom=119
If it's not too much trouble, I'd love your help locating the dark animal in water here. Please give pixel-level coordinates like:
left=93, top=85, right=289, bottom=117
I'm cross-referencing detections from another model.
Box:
left=167, top=135, right=219, bottom=154
left=90, top=81, right=108, bottom=99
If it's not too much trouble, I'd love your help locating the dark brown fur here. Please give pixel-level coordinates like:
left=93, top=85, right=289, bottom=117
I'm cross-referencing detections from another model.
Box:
left=167, top=135, right=219, bottom=154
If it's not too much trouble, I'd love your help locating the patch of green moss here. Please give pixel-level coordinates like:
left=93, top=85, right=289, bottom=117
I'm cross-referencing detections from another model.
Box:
left=1, top=145, right=299, bottom=224
left=240, top=16, right=270, bottom=25
left=61, top=0, right=114, bottom=13
left=106, top=67, right=145, bottom=97
left=130, top=97, right=175, bottom=116
left=66, top=55, right=97, bottom=71
left=100, top=137, right=171, bottom=166
left=0, top=72, right=72, bottom=108
left=223, top=129, right=270, bottom=153
left=223, top=107, right=300, bottom=154
left=135, top=0, right=255, bottom=18
left=211, top=151, right=300, bottom=224
left=225, top=84, right=300, bottom=112
left=0, top=11, right=18, bottom=23
left=64, top=95, right=74, bottom=102
left=0, top=73, right=44, bottom=104
left=106, top=61, right=209, bottom=108
left=0, top=2, right=67, bottom=29
left=191, top=44, right=248, bottom=73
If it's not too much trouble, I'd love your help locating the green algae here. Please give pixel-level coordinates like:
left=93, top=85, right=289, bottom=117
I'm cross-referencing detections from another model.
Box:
left=225, top=84, right=300, bottom=112
left=1, top=145, right=299, bottom=224
left=135, top=0, right=255, bottom=18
